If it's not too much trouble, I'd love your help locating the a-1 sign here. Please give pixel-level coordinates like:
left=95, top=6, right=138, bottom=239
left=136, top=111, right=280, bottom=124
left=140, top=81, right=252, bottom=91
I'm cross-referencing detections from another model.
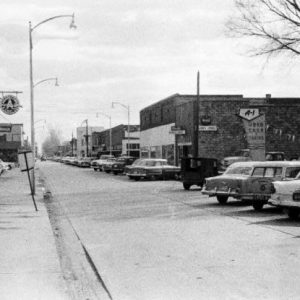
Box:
left=239, top=108, right=260, bottom=121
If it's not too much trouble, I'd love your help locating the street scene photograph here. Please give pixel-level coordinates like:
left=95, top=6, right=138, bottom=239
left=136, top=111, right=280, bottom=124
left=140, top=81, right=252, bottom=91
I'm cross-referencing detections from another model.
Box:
left=1, top=0, right=300, bottom=299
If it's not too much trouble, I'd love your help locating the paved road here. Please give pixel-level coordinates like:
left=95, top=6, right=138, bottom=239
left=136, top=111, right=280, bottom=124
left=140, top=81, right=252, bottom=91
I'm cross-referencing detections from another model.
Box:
left=39, top=161, right=300, bottom=300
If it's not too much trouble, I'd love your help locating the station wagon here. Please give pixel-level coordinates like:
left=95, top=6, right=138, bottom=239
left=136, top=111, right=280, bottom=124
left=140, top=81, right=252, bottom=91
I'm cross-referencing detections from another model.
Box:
left=202, top=161, right=300, bottom=210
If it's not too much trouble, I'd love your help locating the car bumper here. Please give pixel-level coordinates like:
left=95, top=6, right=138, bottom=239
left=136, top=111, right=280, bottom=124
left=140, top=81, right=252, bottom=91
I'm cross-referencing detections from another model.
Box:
left=269, top=198, right=300, bottom=208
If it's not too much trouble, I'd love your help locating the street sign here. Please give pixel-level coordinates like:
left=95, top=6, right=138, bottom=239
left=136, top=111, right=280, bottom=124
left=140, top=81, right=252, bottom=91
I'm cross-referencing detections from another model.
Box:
left=0, top=95, right=21, bottom=115
left=199, top=125, right=217, bottom=131
left=169, top=130, right=186, bottom=135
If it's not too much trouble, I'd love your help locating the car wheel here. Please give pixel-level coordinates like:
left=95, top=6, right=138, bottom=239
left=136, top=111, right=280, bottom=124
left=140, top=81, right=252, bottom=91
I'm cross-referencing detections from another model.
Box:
left=217, top=195, right=228, bottom=204
left=113, top=171, right=118, bottom=175
left=93, top=168, right=97, bottom=171
left=134, top=177, right=140, bottom=181
left=128, top=176, right=134, bottom=180
left=253, top=202, right=264, bottom=211
left=288, top=208, right=299, bottom=220
left=183, top=183, right=191, bottom=190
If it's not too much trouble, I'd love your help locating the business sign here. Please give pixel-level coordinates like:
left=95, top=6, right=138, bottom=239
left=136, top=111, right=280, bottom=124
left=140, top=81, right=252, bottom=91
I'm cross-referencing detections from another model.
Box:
left=0, top=95, right=21, bottom=115
left=201, top=115, right=211, bottom=125
left=169, top=130, right=186, bottom=135
left=0, top=123, right=12, bottom=132
left=199, top=125, right=218, bottom=131
left=239, top=108, right=260, bottom=121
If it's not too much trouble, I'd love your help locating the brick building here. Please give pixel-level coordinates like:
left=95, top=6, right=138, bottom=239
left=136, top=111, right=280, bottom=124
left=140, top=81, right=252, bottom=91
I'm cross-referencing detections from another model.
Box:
left=92, top=124, right=140, bottom=157
left=140, top=94, right=300, bottom=165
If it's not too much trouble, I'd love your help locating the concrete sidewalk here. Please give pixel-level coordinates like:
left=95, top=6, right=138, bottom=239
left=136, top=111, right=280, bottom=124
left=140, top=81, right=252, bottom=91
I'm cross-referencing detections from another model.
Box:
left=0, top=168, right=68, bottom=300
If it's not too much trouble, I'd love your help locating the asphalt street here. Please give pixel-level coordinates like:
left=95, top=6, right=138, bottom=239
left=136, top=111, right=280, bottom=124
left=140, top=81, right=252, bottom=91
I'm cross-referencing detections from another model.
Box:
left=39, top=161, right=300, bottom=300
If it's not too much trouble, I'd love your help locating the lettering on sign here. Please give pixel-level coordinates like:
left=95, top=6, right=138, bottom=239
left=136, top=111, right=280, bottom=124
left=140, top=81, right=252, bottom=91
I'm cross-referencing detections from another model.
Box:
left=199, top=125, right=217, bottom=131
left=239, top=108, right=260, bottom=121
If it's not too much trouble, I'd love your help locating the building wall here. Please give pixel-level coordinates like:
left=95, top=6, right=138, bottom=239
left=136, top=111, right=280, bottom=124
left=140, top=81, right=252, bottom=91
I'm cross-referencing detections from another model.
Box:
left=77, top=126, right=104, bottom=157
left=176, top=95, right=300, bottom=161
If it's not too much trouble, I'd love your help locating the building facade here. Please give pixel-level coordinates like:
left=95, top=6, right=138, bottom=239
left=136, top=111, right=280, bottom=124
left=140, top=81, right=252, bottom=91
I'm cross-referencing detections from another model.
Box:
left=76, top=126, right=104, bottom=157
left=0, top=123, right=24, bottom=162
left=140, top=94, right=300, bottom=165
left=92, top=124, right=140, bottom=157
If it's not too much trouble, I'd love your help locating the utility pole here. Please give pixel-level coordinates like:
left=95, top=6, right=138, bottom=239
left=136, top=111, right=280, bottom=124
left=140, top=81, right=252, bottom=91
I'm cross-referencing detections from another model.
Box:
left=193, top=71, right=200, bottom=158
left=85, top=120, right=89, bottom=157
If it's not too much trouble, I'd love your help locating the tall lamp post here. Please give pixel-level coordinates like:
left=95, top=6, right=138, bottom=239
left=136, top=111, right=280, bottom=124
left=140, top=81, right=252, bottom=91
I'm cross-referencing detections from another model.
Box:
left=112, top=102, right=130, bottom=156
left=96, top=112, right=112, bottom=156
left=29, top=14, right=76, bottom=194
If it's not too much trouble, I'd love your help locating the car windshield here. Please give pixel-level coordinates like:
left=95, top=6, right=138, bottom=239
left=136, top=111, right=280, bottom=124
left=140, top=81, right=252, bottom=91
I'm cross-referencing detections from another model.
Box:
left=285, top=167, right=300, bottom=179
left=225, top=166, right=252, bottom=175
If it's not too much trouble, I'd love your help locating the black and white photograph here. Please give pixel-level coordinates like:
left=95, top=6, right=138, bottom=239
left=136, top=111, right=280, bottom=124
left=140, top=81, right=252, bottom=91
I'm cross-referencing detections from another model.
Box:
left=1, top=1, right=300, bottom=299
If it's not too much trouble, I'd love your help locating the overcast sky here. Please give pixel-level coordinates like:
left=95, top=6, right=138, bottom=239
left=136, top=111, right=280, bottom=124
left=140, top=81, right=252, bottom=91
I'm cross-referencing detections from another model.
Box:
left=0, top=0, right=300, bottom=147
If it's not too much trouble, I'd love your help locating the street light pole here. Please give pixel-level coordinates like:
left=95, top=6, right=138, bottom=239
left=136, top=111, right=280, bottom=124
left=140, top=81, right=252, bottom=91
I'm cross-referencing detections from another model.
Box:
left=29, top=14, right=76, bottom=194
left=112, top=102, right=130, bottom=156
left=96, top=112, right=112, bottom=156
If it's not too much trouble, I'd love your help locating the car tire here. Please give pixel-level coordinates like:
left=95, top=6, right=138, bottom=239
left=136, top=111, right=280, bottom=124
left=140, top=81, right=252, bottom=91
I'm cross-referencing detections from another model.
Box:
left=93, top=168, right=97, bottom=171
left=217, top=195, right=228, bottom=204
left=288, top=208, right=299, bottom=220
left=134, top=177, right=140, bottom=181
left=183, top=183, right=191, bottom=190
left=128, top=176, right=134, bottom=180
left=113, top=171, right=118, bottom=175
left=253, top=202, right=264, bottom=211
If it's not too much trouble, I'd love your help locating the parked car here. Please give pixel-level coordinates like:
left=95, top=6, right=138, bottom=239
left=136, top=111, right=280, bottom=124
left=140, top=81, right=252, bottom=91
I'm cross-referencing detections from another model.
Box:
left=101, top=158, right=117, bottom=172
left=77, top=157, right=94, bottom=168
left=181, top=156, right=219, bottom=190
left=111, top=156, right=136, bottom=175
left=126, top=158, right=181, bottom=181
left=269, top=173, right=300, bottom=219
left=91, top=155, right=115, bottom=171
left=124, top=158, right=143, bottom=174
left=218, top=150, right=285, bottom=174
left=0, top=159, right=14, bottom=170
left=202, top=161, right=300, bottom=210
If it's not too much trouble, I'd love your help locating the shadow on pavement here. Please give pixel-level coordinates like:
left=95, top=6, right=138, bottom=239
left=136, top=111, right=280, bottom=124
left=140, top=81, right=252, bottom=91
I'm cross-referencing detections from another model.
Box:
left=223, top=206, right=284, bottom=218
left=249, top=217, right=300, bottom=227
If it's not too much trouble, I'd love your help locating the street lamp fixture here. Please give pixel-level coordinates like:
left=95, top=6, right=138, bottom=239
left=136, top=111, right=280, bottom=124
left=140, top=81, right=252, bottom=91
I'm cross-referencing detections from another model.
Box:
left=112, top=102, right=130, bottom=156
left=96, top=112, right=112, bottom=156
left=29, top=13, right=76, bottom=194
left=34, top=77, right=59, bottom=88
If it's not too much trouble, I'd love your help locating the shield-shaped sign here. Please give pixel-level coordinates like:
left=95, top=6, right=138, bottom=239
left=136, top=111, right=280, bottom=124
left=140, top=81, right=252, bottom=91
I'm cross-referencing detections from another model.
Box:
left=239, top=108, right=260, bottom=121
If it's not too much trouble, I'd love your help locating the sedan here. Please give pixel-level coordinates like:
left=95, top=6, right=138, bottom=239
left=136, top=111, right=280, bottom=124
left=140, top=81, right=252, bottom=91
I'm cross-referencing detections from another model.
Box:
left=126, top=158, right=180, bottom=181
left=269, top=173, right=300, bottom=219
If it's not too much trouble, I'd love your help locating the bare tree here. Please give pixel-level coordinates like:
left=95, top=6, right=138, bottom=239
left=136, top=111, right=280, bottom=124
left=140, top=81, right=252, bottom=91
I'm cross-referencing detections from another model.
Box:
left=42, top=127, right=62, bottom=156
left=227, top=0, right=300, bottom=58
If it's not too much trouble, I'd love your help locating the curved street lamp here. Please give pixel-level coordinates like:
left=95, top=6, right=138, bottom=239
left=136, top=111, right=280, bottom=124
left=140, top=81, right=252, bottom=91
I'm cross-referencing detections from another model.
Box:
left=34, top=77, right=59, bottom=88
left=96, top=112, right=112, bottom=156
left=112, top=102, right=130, bottom=156
left=29, top=14, right=76, bottom=194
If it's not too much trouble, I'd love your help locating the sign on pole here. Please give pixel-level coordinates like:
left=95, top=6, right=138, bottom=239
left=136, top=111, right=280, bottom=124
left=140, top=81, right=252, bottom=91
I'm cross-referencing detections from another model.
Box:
left=18, top=151, right=37, bottom=211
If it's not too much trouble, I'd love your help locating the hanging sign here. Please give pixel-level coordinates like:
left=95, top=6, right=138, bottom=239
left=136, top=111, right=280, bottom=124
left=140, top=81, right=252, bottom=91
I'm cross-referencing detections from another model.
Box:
left=1, top=95, right=21, bottom=115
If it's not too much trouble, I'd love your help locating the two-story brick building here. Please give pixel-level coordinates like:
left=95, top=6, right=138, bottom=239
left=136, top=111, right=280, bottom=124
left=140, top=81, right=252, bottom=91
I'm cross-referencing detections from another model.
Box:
left=140, top=94, right=300, bottom=165
left=92, top=124, right=140, bottom=157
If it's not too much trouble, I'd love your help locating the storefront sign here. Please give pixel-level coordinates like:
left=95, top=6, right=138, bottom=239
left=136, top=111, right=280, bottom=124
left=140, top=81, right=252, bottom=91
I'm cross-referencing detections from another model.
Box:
left=239, top=108, right=260, bottom=121
left=0, top=95, right=21, bottom=115
left=201, top=116, right=211, bottom=125
left=169, top=130, right=186, bottom=135
left=0, top=123, right=12, bottom=132
left=199, top=125, right=217, bottom=131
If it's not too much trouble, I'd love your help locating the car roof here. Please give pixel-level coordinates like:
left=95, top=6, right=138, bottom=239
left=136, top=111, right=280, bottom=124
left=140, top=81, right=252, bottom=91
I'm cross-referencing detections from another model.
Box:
left=140, top=158, right=167, bottom=162
left=229, top=161, right=300, bottom=168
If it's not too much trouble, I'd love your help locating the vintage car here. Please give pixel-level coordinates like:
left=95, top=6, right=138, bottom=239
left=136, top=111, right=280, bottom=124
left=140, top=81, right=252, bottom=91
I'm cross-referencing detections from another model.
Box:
left=0, top=159, right=14, bottom=170
left=218, top=150, right=285, bottom=174
left=202, top=161, right=300, bottom=210
left=90, top=155, right=115, bottom=171
left=126, top=158, right=181, bottom=181
left=77, top=157, right=94, bottom=168
left=102, top=158, right=119, bottom=173
left=181, top=156, right=219, bottom=190
left=110, top=156, right=136, bottom=175
left=269, top=173, right=300, bottom=219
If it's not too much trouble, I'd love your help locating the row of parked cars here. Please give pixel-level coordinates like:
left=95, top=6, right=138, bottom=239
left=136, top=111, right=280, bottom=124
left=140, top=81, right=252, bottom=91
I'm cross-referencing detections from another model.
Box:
left=49, top=154, right=300, bottom=220
left=202, top=160, right=300, bottom=219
